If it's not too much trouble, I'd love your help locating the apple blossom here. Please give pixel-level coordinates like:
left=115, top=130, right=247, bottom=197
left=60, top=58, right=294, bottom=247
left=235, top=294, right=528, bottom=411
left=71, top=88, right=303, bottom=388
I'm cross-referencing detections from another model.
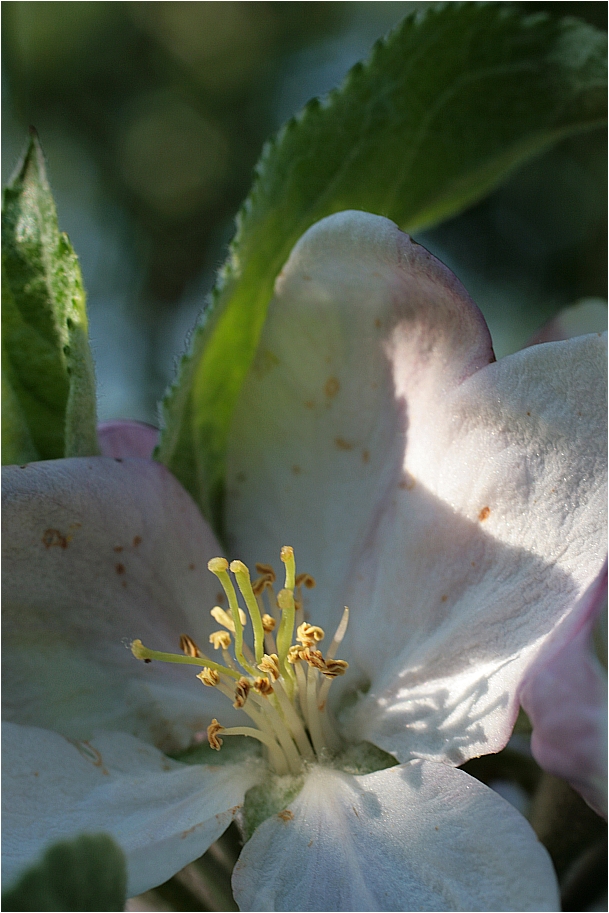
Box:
left=3, top=212, right=606, bottom=910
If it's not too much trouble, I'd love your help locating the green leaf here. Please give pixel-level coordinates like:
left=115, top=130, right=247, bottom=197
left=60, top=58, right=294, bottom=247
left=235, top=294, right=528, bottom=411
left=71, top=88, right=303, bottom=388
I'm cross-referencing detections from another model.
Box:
left=1, top=833, right=127, bottom=912
left=158, top=3, right=607, bottom=535
left=2, top=132, right=99, bottom=465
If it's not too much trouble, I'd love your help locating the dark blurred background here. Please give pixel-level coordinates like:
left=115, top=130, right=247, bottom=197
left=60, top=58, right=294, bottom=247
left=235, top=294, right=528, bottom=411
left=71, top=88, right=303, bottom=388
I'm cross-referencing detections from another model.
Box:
left=2, top=1, right=606, bottom=425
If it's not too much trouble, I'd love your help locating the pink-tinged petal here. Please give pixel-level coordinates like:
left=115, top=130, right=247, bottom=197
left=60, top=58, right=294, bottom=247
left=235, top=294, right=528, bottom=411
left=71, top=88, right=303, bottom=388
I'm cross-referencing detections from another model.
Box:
left=233, top=761, right=558, bottom=911
left=526, top=299, right=607, bottom=346
left=224, top=211, right=606, bottom=764
left=520, top=566, right=608, bottom=818
left=98, top=421, right=159, bottom=459
left=226, top=210, right=494, bottom=638
left=2, top=722, right=262, bottom=897
left=348, top=333, right=606, bottom=763
left=2, top=457, right=239, bottom=753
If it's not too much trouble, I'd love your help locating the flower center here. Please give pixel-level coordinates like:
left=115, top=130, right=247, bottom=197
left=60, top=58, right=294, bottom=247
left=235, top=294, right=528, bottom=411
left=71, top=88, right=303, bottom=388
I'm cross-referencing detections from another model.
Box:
left=131, top=546, right=349, bottom=776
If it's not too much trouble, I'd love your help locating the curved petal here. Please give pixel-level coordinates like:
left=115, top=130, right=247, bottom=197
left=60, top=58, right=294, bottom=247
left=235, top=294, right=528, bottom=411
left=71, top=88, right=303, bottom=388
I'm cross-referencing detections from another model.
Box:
left=2, top=722, right=262, bottom=897
left=98, top=421, right=159, bottom=459
left=347, top=333, right=607, bottom=763
left=224, top=211, right=606, bottom=763
left=2, top=457, right=239, bottom=752
left=520, top=566, right=608, bottom=818
left=226, top=210, right=493, bottom=635
left=232, top=761, right=558, bottom=912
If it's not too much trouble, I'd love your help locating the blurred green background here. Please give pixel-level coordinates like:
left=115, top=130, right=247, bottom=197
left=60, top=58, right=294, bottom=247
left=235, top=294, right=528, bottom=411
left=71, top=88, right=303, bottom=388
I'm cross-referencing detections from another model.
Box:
left=2, top=1, right=607, bottom=426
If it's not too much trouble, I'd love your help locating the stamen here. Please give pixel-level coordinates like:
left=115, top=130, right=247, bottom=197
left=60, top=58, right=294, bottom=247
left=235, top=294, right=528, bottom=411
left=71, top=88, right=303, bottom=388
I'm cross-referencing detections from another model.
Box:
left=210, top=605, right=246, bottom=632
left=327, top=606, right=349, bottom=660
left=296, top=622, right=325, bottom=647
left=287, top=645, right=304, bottom=664
left=253, top=677, right=274, bottom=696
left=252, top=576, right=273, bottom=597
left=306, top=665, right=326, bottom=757
left=258, top=653, right=280, bottom=681
left=233, top=678, right=251, bottom=709
left=249, top=691, right=303, bottom=774
left=133, top=548, right=350, bottom=775
left=209, top=630, right=231, bottom=650
left=301, top=647, right=327, bottom=673
left=208, top=558, right=257, bottom=676
left=255, top=563, right=276, bottom=582
left=209, top=722, right=289, bottom=775
left=131, top=639, right=239, bottom=679
left=197, top=668, right=220, bottom=687
left=180, top=634, right=202, bottom=657
left=207, top=719, right=225, bottom=750
left=230, top=560, right=266, bottom=664
left=323, top=659, right=349, bottom=679
left=295, top=573, right=316, bottom=589
left=272, top=678, right=315, bottom=761
left=292, top=655, right=309, bottom=723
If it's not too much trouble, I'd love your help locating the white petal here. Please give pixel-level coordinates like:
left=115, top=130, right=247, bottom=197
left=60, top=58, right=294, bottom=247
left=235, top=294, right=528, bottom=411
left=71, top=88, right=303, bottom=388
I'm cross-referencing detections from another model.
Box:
left=232, top=761, right=558, bottom=912
left=226, top=210, right=493, bottom=636
left=2, top=722, right=262, bottom=897
left=2, top=457, right=238, bottom=752
left=347, top=333, right=607, bottom=762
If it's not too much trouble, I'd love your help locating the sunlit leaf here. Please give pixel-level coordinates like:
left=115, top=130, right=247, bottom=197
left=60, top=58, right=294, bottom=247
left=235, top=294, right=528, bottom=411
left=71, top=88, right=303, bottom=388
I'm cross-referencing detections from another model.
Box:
left=158, top=4, right=607, bottom=534
left=2, top=132, right=99, bottom=465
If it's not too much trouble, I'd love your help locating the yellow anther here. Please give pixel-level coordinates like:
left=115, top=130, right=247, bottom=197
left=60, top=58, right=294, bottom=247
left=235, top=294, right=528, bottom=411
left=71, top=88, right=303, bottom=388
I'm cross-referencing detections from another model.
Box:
left=233, top=678, right=252, bottom=708
left=207, top=719, right=224, bottom=750
left=287, top=645, right=305, bottom=664
left=209, top=630, right=231, bottom=651
left=211, top=605, right=246, bottom=631
left=258, top=653, right=281, bottom=681
left=301, top=648, right=327, bottom=672
left=197, top=668, right=220, bottom=687
left=322, top=659, right=349, bottom=679
left=280, top=546, right=295, bottom=590
left=255, top=563, right=276, bottom=582
left=253, top=677, right=274, bottom=696
left=261, top=614, right=276, bottom=632
left=277, top=588, right=293, bottom=610
left=295, top=573, right=316, bottom=589
left=229, top=559, right=249, bottom=576
left=296, top=622, right=325, bottom=646
left=208, top=557, right=229, bottom=574
left=179, top=634, right=202, bottom=658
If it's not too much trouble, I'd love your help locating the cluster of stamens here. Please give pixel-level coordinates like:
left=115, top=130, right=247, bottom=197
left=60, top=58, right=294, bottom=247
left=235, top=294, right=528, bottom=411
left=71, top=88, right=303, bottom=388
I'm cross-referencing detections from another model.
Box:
left=131, top=546, right=349, bottom=776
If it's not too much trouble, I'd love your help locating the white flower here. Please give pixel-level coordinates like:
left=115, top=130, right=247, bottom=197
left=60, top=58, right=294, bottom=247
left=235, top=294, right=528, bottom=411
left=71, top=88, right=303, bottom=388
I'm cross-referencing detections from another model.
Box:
left=3, top=212, right=606, bottom=910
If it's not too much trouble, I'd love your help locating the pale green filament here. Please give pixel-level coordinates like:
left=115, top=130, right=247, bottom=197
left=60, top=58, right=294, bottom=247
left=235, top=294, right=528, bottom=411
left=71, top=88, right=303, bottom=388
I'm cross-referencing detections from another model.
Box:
left=327, top=606, right=349, bottom=660
left=131, top=640, right=240, bottom=679
left=306, top=665, right=326, bottom=757
left=271, top=678, right=315, bottom=761
left=216, top=726, right=290, bottom=775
